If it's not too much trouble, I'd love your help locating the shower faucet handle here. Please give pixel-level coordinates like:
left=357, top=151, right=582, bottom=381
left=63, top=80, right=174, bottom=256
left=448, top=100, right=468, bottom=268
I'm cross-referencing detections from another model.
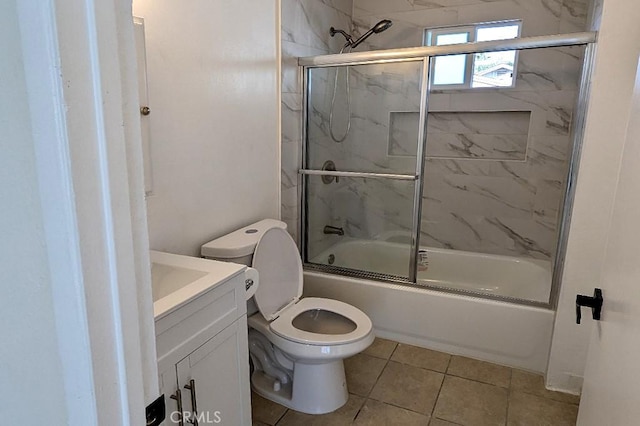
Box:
left=576, top=288, right=603, bottom=324
left=323, top=225, right=344, bottom=236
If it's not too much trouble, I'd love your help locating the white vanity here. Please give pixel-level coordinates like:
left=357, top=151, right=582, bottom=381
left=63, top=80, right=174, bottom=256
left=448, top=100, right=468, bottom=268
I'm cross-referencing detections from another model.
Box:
left=151, top=250, right=254, bottom=425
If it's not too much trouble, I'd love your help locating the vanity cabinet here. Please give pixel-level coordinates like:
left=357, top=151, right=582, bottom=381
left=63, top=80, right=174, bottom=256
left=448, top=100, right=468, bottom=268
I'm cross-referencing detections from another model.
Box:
left=155, top=270, right=251, bottom=426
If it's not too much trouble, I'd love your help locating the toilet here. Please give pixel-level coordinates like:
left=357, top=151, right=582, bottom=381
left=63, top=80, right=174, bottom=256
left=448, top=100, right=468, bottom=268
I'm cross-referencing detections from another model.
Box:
left=202, top=219, right=374, bottom=414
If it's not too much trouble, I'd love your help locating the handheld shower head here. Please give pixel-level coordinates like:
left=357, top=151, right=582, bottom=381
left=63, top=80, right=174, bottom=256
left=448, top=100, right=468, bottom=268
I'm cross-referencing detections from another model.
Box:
left=327, top=18, right=393, bottom=143
left=372, top=19, right=393, bottom=33
left=350, top=19, right=393, bottom=49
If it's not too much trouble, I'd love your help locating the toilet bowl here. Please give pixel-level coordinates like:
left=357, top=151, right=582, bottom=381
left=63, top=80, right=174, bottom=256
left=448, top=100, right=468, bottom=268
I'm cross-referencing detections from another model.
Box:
left=201, top=219, right=374, bottom=414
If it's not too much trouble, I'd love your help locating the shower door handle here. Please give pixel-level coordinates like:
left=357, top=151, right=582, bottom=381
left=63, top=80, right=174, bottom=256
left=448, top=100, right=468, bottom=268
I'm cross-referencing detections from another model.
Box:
left=576, top=288, right=603, bottom=324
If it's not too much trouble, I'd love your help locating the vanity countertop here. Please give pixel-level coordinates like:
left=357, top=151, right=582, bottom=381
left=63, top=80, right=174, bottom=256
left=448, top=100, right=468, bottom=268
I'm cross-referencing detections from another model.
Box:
left=150, top=250, right=245, bottom=319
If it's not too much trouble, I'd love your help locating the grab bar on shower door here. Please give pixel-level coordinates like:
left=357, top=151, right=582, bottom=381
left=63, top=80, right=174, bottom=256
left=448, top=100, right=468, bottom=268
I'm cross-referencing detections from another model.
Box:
left=298, top=169, right=418, bottom=181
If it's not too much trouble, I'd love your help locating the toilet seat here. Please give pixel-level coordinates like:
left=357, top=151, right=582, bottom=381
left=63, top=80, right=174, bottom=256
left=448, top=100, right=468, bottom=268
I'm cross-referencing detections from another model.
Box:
left=270, top=297, right=372, bottom=346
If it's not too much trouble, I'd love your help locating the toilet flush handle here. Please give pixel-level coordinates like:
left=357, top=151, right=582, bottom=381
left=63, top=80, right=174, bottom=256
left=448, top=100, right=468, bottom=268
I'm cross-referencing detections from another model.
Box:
left=244, top=267, right=259, bottom=299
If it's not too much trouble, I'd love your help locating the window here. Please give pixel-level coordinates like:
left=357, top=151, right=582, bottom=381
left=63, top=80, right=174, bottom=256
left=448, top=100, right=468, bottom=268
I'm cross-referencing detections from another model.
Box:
left=425, top=21, right=522, bottom=89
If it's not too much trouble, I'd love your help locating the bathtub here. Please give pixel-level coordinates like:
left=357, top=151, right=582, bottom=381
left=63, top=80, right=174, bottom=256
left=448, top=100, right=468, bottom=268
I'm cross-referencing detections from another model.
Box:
left=305, top=239, right=555, bottom=373
left=311, top=240, right=552, bottom=303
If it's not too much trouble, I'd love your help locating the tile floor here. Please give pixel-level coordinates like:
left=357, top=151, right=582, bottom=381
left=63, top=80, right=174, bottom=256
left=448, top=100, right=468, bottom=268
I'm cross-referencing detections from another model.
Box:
left=251, top=338, right=580, bottom=426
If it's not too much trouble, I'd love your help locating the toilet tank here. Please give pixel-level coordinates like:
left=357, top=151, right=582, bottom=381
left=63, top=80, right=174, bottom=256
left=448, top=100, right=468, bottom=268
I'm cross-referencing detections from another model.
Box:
left=201, top=219, right=287, bottom=265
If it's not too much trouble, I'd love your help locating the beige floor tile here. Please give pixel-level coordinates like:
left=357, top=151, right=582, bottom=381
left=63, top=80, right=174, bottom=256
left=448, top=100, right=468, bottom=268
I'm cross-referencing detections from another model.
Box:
left=433, top=375, right=508, bottom=426
left=345, top=353, right=388, bottom=397
left=507, top=391, right=578, bottom=426
left=353, top=398, right=431, bottom=425
left=447, top=356, right=512, bottom=388
left=250, top=339, right=583, bottom=426
left=277, top=394, right=365, bottom=426
left=251, top=391, right=287, bottom=425
left=429, top=419, right=462, bottom=426
left=363, top=338, right=398, bottom=360
left=391, top=344, right=451, bottom=373
left=510, top=370, right=581, bottom=405
left=369, top=361, right=444, bottom=414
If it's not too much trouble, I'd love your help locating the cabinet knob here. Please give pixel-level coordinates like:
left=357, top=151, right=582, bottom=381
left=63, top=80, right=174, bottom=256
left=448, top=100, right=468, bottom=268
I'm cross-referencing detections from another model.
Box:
left=140, top=106, right=151, bottom=116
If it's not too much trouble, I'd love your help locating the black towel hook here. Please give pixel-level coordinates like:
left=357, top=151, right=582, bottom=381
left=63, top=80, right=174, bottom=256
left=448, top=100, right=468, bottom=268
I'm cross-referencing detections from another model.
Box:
left=576, top=288, right=603, bottom=324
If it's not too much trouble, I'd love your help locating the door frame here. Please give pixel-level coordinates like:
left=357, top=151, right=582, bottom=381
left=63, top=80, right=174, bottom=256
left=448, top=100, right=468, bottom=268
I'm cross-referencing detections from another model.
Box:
left=16, top=0, right=157, bottom=424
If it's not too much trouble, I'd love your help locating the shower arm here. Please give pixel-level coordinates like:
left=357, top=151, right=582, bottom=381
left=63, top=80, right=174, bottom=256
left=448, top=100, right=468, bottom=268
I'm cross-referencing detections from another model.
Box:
left=329, top=27, right=354, bottom=46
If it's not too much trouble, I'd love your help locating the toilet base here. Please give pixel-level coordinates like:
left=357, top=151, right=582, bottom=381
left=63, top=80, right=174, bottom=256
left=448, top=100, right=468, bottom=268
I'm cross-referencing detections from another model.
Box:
left=252, top=359, right=348, bottom=415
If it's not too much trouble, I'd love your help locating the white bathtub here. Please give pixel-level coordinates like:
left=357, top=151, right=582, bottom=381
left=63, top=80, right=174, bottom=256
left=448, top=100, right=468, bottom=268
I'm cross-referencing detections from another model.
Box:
left=306, top=239, right=555, bottom=373
left=311, top=240, right=552, bottom=303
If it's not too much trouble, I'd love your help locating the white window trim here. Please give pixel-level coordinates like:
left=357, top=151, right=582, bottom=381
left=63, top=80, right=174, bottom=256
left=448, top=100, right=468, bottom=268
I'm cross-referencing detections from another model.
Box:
left=424, top=20, right=522, bottom=90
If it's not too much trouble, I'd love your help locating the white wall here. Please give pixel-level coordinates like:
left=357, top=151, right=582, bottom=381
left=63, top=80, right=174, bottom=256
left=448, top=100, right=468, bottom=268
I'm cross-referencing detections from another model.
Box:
left=133, top=0, right=281, bottom=256
left=546, top=0, right=640, bottom=394
left=0, top=0, right=67, bottom=423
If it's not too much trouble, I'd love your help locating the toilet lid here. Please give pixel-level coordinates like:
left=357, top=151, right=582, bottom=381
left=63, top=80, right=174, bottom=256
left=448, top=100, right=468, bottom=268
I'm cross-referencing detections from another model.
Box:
left=252, top=227, right=303, bottom=321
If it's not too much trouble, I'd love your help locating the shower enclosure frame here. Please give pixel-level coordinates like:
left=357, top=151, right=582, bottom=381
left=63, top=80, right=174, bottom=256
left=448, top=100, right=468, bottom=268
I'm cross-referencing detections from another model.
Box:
left=297, top=31, right=598, bottom=309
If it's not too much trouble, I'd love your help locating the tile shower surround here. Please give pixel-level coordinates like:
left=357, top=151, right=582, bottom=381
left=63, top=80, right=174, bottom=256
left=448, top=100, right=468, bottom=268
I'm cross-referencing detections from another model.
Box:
left=389, top=111, right=531, bottom=161
left=281, top=0, right=591, bottom=262
left=305, top=45, right=583, bottom=261
left=281, top=0, right=355, bottom=245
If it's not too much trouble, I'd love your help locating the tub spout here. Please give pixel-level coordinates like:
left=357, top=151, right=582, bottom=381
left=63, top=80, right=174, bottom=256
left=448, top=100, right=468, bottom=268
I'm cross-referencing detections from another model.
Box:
left=324, top=225, right=344, bottom=236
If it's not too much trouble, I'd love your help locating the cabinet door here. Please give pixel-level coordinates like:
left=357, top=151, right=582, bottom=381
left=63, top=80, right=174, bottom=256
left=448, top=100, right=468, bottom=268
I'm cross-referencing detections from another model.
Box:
left=176, top=316, right=251, bottom=426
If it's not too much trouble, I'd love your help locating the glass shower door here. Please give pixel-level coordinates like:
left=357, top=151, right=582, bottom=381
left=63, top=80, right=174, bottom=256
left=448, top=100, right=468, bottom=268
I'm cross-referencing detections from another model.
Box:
left=302, top=60, right=427, bottom=281
left=419, top=44, right=588, bottom=304
left=298, top=31, right=596, bottom=307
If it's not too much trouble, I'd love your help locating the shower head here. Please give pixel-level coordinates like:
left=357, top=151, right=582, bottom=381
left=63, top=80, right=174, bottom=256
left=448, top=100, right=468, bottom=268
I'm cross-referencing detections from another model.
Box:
left=350, top=19, right=393, bottom=49
left=372, top=19, right=393, bottom=33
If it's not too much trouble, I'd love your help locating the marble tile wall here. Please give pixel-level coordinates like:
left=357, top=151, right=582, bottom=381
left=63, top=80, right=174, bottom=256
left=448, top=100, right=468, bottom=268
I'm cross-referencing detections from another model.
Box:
left=284, top=0, right=591, bottom=262
left=281, top=0, right=354, bottom=246
left=305, top=60, right=424, bottom=259
left=389, top=111, right=531, bottom=160
left=309, top=70, right=584, bottom=260
left=299, top=0, right=591, bottom=262
left=351, top=0, right=592, bottom=47
left=419, top=51, right=584, bottom=260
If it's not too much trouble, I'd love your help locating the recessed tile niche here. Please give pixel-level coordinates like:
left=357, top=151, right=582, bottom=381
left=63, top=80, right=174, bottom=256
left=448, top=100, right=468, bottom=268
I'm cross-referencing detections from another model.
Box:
left=388, top=110, right=532, bottom=160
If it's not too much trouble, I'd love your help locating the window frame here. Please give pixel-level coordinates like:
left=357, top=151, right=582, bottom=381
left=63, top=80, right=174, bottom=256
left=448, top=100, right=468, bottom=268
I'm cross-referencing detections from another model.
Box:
left=424, top=20, right=523, bottom=90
